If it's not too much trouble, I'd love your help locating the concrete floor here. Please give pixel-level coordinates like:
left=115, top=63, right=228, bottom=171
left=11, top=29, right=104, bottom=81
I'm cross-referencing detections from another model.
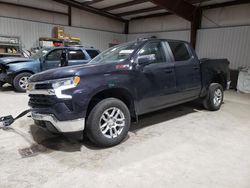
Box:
left=0, top=87, right=250, bottom=188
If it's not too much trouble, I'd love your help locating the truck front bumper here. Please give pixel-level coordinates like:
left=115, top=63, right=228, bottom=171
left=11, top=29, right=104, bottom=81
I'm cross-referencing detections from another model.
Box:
left=31, top=112, right=85, bottom=133
left=28, top=77, right=88, bottom=133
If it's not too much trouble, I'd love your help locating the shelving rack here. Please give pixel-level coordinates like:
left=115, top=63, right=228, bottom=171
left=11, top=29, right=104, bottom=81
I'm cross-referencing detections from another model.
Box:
left=0, top=35, right=22, bottom=57
left=39, top=37, right=80, bottom=48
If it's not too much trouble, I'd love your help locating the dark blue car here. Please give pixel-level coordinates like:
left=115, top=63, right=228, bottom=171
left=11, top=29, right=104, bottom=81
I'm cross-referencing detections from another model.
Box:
left=0, top=46, right=100, bottom=92
left=27, top=39, right=230, bottom=147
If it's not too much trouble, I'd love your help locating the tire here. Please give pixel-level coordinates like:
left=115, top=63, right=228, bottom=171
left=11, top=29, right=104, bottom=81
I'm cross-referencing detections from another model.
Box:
left=13, top=72, right=32, bottom=92
left=86, top=98, right=131, bottom=147
left=0, top=81, right=4, bottom=87
left=203, top=83, right=224, bottom=111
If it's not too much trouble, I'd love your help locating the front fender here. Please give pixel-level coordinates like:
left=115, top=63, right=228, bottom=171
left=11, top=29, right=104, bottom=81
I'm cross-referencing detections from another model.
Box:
left=7, top=61, right=40, bottom=74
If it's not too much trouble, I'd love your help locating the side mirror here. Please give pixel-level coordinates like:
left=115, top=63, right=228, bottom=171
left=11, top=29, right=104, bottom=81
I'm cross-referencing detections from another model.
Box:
left=137, top=54, right=156, bottom=66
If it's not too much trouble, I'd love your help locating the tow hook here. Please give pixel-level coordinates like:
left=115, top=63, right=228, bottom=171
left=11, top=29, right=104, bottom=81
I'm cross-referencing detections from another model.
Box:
left=0, top=109, right=31, bottom=127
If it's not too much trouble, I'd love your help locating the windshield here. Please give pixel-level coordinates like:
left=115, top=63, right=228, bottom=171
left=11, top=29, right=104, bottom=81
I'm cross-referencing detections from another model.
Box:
left=30, top=48, right=51, bottom=59
left=89, top=42, right=141, bottom=64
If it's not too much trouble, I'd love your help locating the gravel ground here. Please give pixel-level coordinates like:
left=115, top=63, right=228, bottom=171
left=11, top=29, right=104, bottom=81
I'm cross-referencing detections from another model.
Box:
left=0, top=86, right=250, bottom=188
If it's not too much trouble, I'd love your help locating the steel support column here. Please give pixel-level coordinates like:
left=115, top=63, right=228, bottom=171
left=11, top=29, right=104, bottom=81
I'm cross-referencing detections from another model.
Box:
left=191, top=7, right=202, bottom=48
left=68, top=5, right=72, bottom=26
left=151, top=0, right=200, bottom=48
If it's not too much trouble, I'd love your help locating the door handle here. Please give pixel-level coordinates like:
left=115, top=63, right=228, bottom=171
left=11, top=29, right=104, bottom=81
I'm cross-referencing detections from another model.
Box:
left=193, top=66, right=199, bottom=70
left=164, top=68, right=173, bottom=73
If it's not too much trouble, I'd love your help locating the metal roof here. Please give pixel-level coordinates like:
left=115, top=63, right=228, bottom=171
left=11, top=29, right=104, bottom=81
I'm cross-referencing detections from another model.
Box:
left=54, top=0, right=243, bottom=21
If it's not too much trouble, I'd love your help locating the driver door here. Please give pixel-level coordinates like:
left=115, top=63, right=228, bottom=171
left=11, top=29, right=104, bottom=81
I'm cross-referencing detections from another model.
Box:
left=42, top=49, right=63, bottom=71
left=135, top=41, right=177, bottom=114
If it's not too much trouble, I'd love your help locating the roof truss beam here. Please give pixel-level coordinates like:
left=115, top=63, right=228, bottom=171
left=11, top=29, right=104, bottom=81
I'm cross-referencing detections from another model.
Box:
left=150, top=0, right=196, bottom=21
left=186, top=0, right=211, bottom=4
left=117, top=6, right=164, bottom=17
left=82, top=0, right=104, bottom=5
left=101, top=0, right=148, bottom=11
left=202, top=0, right=250, bottom=9
left=53, top=0, right=125, bottom=22
left=131, top=12, right=172, bottom=20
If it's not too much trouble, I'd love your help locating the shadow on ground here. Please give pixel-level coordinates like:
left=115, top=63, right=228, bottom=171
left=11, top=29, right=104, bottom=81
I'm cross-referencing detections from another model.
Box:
left=130, top=101, right=203, bottom=132
left=30, top=125, right=83, bottom=153
left=27, top=101, right=203, bottom=153
left=0, top=85, right=14, bottom=92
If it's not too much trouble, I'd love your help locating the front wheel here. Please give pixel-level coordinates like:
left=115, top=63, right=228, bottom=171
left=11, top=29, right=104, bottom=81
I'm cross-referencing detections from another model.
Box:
left=203, top=83, right=224, bottom=111
left=86, top=98, right=131, bottom=147
left=0, top=81, right=4, bottom=87
left=13, top=72, right=32, bottom=92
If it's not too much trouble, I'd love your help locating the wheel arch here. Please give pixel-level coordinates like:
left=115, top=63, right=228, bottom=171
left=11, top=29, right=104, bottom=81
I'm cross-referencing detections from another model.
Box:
left=211, top=73, right=227, bottom=90
left=86, top=88, right=137, bottom=122
left=11, top=70, right=34, bottom=84
left=14, top=70, right=34, bottom=77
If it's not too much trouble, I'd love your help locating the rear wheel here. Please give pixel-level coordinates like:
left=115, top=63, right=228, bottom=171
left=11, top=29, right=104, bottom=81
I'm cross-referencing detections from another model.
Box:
left=13, top=72, right=32, bottom=92
left=203, top=83, right=224, bottom=111
left=86, top=98, right=131, bottom=147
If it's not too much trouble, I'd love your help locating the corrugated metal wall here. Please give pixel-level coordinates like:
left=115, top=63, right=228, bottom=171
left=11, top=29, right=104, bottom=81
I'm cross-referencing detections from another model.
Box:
left=0, top=1, right=125, bottom=33
left=0, top=17, right=126, bottom=51
left=0, top=0, right=68, bottom=25
left=127, top=30, right=190, bottom=42
left=1, top=12, right=250, bottom=70
left=127, top=26, right=250, bottom=70
left=71, top=7, right=125, bottom=33
left=127, top=4, right=250, bottom=70
left=196, top=26, right=250, bottom=70
left=129, top=15, right=190, bottom=33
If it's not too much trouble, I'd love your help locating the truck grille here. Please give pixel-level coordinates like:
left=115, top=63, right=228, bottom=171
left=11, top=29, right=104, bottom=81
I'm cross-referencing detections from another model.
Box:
left=28, top=94, right=73, bottom=110
left=29, top=94, right=57, bottom=107
left=35, top=83, right=53, bottom=90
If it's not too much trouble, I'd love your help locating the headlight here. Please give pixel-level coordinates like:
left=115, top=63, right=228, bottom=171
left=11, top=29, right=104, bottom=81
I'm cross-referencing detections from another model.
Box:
left=52, top=76, right=81, bottom=99
left=52, top=76, right=81, bottom=89
left=28, top=76, right=81, bottom=99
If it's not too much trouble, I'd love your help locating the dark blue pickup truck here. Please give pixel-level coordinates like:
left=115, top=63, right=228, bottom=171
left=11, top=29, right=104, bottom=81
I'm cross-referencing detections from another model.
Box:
left=27, top=39, right=230, bottom=147
left=0, top=46, right=100, bottom=92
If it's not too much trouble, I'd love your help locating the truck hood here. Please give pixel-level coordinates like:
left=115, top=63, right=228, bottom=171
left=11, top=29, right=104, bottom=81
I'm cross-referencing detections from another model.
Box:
left=29, top=63, right=116, bottom=82
left=0, top=57, right=34, bottom=65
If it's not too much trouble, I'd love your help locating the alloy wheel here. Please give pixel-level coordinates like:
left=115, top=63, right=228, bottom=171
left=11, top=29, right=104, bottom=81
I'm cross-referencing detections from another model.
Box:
left=19, top=76, right=30, bottom=90
left=99, top=107, right=125, bottom=139
left=213, top=88, right=222, bottom=107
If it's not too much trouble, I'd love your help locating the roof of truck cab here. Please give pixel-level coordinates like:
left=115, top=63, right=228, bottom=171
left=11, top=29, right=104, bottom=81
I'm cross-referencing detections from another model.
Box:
left=142, top=38, right=190, bottom=44
left=48, top=46, right=99, bottom=51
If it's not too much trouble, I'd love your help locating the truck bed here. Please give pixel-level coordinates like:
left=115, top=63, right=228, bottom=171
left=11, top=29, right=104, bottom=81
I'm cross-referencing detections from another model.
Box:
left=200, top=58, right=230, bottom=97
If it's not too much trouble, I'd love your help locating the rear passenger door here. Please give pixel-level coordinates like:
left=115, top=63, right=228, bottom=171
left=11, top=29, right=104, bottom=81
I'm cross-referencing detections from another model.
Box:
left=67, top=49, right=90, bottom=66
left=167, top=41, right=201, bottom=99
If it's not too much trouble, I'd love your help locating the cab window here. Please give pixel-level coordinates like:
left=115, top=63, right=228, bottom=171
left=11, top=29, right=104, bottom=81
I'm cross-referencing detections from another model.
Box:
left=138, top=42, right=166, bottom=63
left=86, top=50, right=100, bottom=59
left=168, top=42, right=191, bottom=61
left=68, top=50, right=87, bottom=60
left=46, top=49, right=63, bottom=61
